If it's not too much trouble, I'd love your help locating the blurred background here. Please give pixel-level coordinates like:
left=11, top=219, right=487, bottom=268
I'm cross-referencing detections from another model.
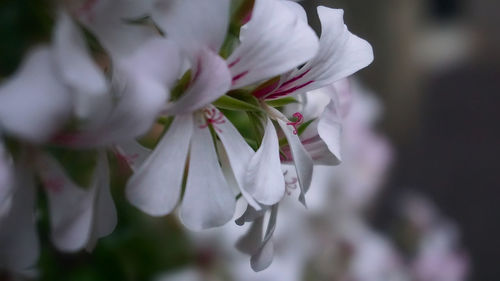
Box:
left=1, top=0, right=500, bottom=280
left=302, top=0, right=500, bottom=280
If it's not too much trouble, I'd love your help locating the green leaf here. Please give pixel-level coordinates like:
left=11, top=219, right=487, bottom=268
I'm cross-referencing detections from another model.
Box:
left=266, top=97, right=298, bottom=107
left=213, top=95, right=263, bottom=112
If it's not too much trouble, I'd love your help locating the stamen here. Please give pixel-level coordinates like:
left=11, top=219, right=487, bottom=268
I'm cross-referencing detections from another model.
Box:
left=199, top=107, right=226, bottom=132
left=286, top=112, right=304, bottom=135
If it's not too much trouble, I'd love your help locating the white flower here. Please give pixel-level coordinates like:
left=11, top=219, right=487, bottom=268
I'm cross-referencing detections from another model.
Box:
left=245, top=6, right=374, bottom=206
left=125, top=0, right=321, bottom=229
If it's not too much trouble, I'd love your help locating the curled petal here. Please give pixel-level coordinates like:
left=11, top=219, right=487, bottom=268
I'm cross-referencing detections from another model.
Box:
left=250, top=204, right=279, bottom=272
left=236, top=216, right=264, bottom=255
left=267, top=7, right=373, bottom=98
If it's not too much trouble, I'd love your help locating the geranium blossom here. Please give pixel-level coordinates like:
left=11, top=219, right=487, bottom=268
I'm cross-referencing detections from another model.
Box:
left=0, top=0, right=386, bottom=276
left=126, top=0, right=320, bottom=230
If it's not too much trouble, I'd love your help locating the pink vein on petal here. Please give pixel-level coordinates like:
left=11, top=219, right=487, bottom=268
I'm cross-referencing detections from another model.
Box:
left=228, top=57, right=241, bottom=68
left=252, top=79, right=281, bottom=99
left=266, top=80, right=315, bottom=100
left=279, top=69, right=311, bottom=89
left=232, top=70, right=249, bottom=84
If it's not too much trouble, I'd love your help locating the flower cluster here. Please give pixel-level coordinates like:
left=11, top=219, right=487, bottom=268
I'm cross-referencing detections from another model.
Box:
left=156, top=83, right=469, bottom=281
left=0, top=0, right=373, bottom=274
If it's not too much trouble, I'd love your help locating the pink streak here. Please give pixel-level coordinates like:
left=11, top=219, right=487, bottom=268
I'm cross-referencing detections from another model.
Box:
left=266, top=80, right=315, bottom=100
left=252, top=79, right=280, bottom=99
left=232, top=70, right=249, bottom=84
left=228, top=57, right=241, bottom=68
left=279, top=69, right=311, bottom=88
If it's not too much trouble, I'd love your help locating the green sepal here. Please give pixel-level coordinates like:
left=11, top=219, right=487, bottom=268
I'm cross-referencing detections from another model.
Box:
left=266, top=97, right=298, bottom=107
left=213, top=95, right=263, bottom=112
left=219, top=0, right=255, bottom=58
left=297, top=118, right=316, bottom=136
left=170, top=70, right=192, bottom=101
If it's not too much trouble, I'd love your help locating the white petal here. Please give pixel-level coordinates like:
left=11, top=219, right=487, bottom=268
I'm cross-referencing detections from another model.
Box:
left=300, top=132, right=340, bottom=166
left=85, top=152, right=116, bottom=251
left=166, top=48, right=231, bottom=115
left=180, top=119, right=236, bottom=230
left=244, top=119, right=285, bottom=205
left=0, top=165, right=39, bottom=273
left=115, top=140, right=152, bottom=172
left=277, top=119, right=313, bottom=205
left=318, top=99, right=343, bottom=162
left=76, top=0, right=157, bottom=59
left=251, top=205, right=278, bottom=272
left=251, top=239, right=275, bottom=272
left=280, top=0, right=308, bottom=22
left=71, top=39, right=182, bottom=147
left=267, top=7, right=373, bottom=98
left=0, top=142, right=13, bottom=217
left=152, top=0, right=230, bottom=56
left=228, top=0, right=319, bottom=89
left=0, top=47, right=71, bottom=143
left=214, top=110, right=260, bottom=209
left=236, top=216, right=264, bottom=255
left=126, top=115, right=193, bottom=216
left=235, top=204, right=269, bottom=226
left=52, top=12, right=108, bottom=119
left=103, top=38, right=181, bottom=141
left=36, top=153, right=94, bottom=252
left=329, top=78, right=352, bottom=118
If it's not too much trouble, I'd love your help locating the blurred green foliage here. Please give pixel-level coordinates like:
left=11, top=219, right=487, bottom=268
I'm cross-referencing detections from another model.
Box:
left=0, top=0, right=54, bottom=77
